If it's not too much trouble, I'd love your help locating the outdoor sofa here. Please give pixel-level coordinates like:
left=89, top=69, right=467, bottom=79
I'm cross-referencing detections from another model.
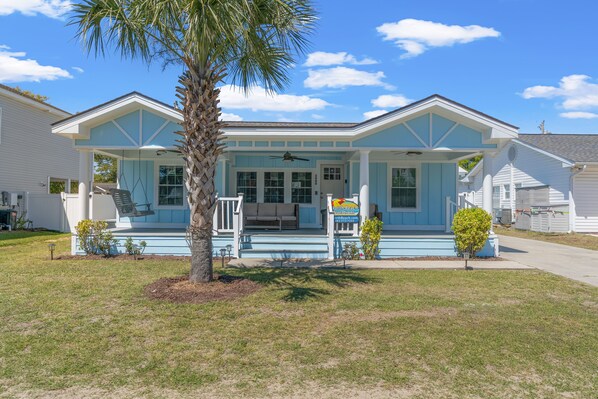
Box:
left=243, top=203, right=299, bottom=230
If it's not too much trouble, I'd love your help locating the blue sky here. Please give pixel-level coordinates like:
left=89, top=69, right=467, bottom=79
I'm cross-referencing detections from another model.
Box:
left=1, top=0, right=597, bottom=133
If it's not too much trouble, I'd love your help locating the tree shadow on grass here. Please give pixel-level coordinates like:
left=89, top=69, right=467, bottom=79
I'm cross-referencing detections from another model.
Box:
left=228, top=266, right=376, bottom=302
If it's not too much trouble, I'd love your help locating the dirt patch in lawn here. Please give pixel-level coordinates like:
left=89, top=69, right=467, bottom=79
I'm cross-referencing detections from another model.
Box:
left=144, top=274, right=262, bottom=304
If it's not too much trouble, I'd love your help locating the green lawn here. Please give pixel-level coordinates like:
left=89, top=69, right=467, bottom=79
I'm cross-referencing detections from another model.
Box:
left=0, top=233, right=597, bottom=398
left=495, top=226, right=598, bottom=251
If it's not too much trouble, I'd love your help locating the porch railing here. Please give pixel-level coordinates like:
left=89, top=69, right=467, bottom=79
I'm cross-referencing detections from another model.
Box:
left=232, top=193, right=244, bottom=259
left=446, top=195, right=479, bottom=233
left=213, top=195, right=243, bottom=234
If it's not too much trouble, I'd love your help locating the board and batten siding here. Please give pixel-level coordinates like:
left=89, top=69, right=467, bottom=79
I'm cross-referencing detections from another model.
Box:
left=574, top=166, right=598, bottom=233
left=463, top=141, right=571, bottom=210
left=0, top=93, right=78, bottom=195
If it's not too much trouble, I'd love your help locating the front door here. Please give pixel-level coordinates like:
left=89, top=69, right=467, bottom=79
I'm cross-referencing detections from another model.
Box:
left=320, top=165, right=344, bottom=223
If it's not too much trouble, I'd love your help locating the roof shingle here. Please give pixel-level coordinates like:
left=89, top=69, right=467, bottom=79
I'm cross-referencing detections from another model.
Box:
left=518, top=134, right=598, bottom=163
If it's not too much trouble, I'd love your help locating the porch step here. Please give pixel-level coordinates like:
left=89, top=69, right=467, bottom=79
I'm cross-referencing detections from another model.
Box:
left=239, top=248, right=329, bottom=259
left=239, top=233, right=329, bottom=259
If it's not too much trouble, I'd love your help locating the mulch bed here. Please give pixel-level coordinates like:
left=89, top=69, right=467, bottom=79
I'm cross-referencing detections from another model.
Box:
left=387, top=256, right=504, bottom=261
left=144, top=274, right=262, bottom=304
left=57, top=254, right=212, bottom=262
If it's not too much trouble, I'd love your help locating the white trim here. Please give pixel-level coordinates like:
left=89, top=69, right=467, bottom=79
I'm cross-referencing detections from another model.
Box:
left=112, top=120, right=139, bottom=146
left=433, top=122, right=459, bottom=147
left=403, top=123, right=430, bottom=148
left=386, top=163, right=421, bottom=213
left=154, top=162, right=187, bottom=210
left=0, top=86, right=70, bottom=118
left=143, top=120, right=170, bottom=146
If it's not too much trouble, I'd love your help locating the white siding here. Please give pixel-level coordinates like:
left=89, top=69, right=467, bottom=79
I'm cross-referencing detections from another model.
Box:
left=574, top=166, right=598, bottom=233
left=0, top=93, right=78, bottom=195
left=460, top=141, right=572, bottom=211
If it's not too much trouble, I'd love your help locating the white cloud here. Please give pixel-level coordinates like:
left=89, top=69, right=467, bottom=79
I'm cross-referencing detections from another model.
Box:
left=363, top=110, right=389, bottom=120
left=311, top=114, right=324, bottom=120
left=0, top=45, right=72, bottom=83
left=560, top=111, right=598, bottom=119
left=304, top=67, right=394, bottom=90
left=371, top=94, right=412, bottom=108
left=219, top=85, right=330, bottom=112
left=377, top=19, right=500, bottom=58
left=220, top=112, right=243, bottom=121
left=72, top=66, right=84, bottom=73
left=0, top=0, right=71, bottom=19
left=304, top=51, right=377, bottom=67
left=522, top=75, right=598, bottom=110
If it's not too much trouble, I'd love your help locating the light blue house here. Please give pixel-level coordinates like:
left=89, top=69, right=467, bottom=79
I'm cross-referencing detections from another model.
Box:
left=52, top=93, right=518, bottom=259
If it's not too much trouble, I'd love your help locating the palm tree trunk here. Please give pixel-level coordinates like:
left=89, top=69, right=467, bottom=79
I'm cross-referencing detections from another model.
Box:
left=176, top=65, right=225, bottom=283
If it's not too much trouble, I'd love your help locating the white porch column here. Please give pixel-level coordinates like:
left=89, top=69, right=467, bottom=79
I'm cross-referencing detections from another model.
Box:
left=359, top=150, right=370, bottom=225
left=78, top=150, right=92, bottom=221
left=482, top=152, right=494, bottom=217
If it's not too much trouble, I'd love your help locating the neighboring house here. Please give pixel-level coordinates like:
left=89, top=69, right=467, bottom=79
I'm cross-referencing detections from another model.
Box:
left=52, top=92, right=518, bottom=258
left=0, top=84, right=78, bottom=230
left=460, top=134, right=598, bottom=233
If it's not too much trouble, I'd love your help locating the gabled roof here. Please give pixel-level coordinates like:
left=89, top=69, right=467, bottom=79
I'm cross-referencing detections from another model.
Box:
left=0, top=83, right=70, bottom=117
left=518, top=134, right=598, bottom=163
left=52, top=91, right=518, bottom=137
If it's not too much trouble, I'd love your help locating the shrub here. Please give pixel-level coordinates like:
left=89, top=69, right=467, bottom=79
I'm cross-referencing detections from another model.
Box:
left=124, top=237, right=147, bottom=258
left=342, top=242, right=361, bottom=260
left=360, top=217, right=383, bottom=260
left=452, top=208, right=492, bottom=257
left=75, top=220, right=118, bottom=256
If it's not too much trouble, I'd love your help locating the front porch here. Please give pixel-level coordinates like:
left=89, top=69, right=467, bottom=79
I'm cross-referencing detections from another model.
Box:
left=53, top=92, right=516, bottom=259
left=71, top=226, right=499, bottom=259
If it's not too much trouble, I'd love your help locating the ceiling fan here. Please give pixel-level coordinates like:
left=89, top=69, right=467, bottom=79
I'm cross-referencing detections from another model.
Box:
left=156, top=149, right=181, bottom=156
left=270, top=151, right=310, bottom=162
left=392, top=151, right=423, bottom=157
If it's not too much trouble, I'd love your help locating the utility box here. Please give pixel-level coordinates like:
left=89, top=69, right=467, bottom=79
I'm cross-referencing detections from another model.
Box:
left=499, top=208, right=512, bottom=225
left=1, top=192, right=18, bottom=207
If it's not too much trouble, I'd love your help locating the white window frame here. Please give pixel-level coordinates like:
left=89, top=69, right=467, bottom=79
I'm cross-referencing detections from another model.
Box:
left=233, top=168, right=315, bottom=205
left=48, top=177, right=68, bottom=194
left=154, top=163, right=187, bottom=210
left=237, top=171, right=259, bottom=203
left=291, top=171, right=314, bottom=204
left=387, top=163, right=421, bottom=212
left=503, top=184, right=511, bottom=200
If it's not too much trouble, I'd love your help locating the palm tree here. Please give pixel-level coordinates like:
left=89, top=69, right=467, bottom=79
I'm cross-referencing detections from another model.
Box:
left=71, top=0, right=315, bottom=282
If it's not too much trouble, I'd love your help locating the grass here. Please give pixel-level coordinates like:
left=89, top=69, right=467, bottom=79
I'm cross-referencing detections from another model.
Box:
left=495, top=225, right=598, bottom=251
left=0, top=233, right=597, bottom=398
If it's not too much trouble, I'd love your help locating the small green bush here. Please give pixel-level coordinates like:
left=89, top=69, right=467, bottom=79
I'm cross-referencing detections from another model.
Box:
left=75, top=220, right=118, bottom=256
left=360, top=217, right=383, bottom=260
left=342, top=242, right=361, bottom=260
left=452, top=208, right=492, bottom=257
left=124, top=237, right=147, bottom=258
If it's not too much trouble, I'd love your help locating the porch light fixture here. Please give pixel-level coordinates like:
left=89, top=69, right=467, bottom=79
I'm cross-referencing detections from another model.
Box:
left=220, top=248, right=227, bottom=268
left=341, top=249, right=349, bottom=269
left=47, top=243, right=56, bottom=260
left=226, top=244, right=232, bottom=260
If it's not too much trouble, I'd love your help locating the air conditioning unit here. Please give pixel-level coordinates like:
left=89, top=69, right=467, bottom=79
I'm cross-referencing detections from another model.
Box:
left=499, top=208, right=513, bottom=225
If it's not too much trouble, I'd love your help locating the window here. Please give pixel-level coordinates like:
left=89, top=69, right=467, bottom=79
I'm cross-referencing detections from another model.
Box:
left=323, top=167, right=341, bottom=181
left=158, top=165, right=184, bottom=206
left=264, top=172, right=285, bottom=203
left=503, top=184, right=511, bottom=200
left=492, top=185, right=501, bottom=209
left=237, top=171, right=257, bottom=203
left=48, top=177, right=67, bottom=194
left=291, top=172, right=312, bottom=204
left=390, top=168, right=417, bottom=209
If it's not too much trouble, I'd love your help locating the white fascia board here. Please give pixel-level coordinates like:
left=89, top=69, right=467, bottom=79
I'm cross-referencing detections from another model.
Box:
left=0, top=87, right=70, bottom=117
left=52, top=94, right=182, bottom=137
left=513, top=139, right=575, bottom=167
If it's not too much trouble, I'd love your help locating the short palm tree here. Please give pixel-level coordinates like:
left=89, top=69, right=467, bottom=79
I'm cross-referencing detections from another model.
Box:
left=71, top=0, right=315, bottom=282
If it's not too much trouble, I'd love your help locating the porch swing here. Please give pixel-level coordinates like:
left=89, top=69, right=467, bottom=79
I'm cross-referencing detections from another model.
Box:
left=109, top=150, right=155, bottom=217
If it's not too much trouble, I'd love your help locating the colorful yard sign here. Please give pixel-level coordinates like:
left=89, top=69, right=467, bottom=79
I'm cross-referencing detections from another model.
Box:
left=332, top=198, right=359, bottom=223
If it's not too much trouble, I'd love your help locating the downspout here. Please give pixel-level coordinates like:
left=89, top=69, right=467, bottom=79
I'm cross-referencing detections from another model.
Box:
left=568, top=164, right=586, bottom=233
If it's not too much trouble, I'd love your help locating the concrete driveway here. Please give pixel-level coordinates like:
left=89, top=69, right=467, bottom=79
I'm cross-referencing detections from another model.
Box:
left=499, top=235, right=598, bottom=287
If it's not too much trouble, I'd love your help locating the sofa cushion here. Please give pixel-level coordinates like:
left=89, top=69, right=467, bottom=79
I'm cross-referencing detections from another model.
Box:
left=279, top=215, right=296, bottom=221
left=255, top=216, right=278, bottom=221
left=244, top=203, right=258, bottom=216
left=258, top=203, right=277, bottom=217
left=277, top=203, right=296, bottom=216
